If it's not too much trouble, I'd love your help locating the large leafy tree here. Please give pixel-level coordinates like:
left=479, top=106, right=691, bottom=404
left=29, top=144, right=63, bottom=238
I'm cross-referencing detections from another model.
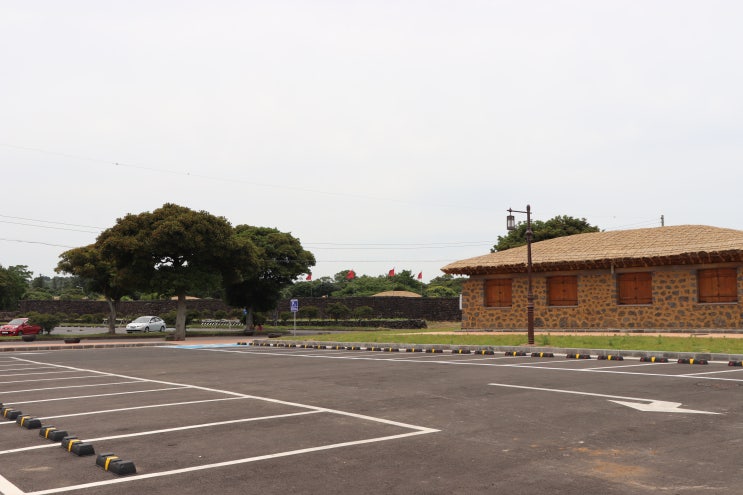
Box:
left=492, top=215, right=600, bottom=252
left=426, top=274, right=464, bottom=297
left=287, top=276, right=339, bottom=298
left=224, top=225, right=315, bottom=332
left=56, top=244, right=135, bottom=334
left=331, top=269, right=423, bottom=297
left=97, top=203, right=250, bottom=340
left=0, top=264, right=32, bottom=310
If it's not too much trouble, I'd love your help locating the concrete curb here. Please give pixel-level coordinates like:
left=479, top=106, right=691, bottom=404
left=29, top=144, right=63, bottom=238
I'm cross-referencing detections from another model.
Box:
left=0, top=341, right=172, bottom=352
left=254, top=339, right=743, bottom=363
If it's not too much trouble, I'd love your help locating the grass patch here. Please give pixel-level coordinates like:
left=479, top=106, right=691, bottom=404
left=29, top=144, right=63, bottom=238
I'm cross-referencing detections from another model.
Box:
left=281, top=331, right=743, bottom=354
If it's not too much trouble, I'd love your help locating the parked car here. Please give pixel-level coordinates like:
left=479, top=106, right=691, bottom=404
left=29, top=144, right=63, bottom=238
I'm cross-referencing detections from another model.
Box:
left=125, top=316, right=167, bottom=333
left=0, top=318, right=43, bottom=336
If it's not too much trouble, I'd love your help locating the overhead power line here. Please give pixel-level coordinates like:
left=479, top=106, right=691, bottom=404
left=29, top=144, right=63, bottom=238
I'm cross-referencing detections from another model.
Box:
left=0, top=238, right=76, bottom=248
left=0, top=220, right=100, bottom=234
left=0, top=214, right=103, bottom=230
left=0, top=142, right=485, bottom=212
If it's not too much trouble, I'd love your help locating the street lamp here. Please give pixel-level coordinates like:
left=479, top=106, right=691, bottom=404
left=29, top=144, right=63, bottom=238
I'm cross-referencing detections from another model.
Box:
left=507, top=205, right=535, bottom=345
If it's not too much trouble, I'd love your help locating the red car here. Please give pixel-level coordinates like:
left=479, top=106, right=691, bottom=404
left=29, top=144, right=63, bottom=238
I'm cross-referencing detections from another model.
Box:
left=0, top=318, right=43, bottom=336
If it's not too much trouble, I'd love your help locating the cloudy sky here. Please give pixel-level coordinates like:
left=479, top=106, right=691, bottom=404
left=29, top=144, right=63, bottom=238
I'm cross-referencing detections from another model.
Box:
left=2, top=1, right=742, bottom=282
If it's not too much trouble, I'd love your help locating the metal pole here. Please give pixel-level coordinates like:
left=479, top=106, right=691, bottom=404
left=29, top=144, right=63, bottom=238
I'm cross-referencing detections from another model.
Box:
left=525, top=204, right=535, bottom=345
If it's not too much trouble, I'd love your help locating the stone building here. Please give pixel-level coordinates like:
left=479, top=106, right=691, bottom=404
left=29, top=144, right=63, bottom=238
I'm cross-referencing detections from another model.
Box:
left=442, top=225, right=743, bottom=331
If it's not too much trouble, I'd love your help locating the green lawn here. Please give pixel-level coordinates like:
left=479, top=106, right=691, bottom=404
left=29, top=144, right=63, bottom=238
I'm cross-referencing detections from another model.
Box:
left=282, top=330, right=743, bottom=354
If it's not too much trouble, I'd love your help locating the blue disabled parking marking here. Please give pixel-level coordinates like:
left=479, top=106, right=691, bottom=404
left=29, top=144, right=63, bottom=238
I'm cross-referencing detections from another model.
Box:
left=169, top=343, right=245, bottom=349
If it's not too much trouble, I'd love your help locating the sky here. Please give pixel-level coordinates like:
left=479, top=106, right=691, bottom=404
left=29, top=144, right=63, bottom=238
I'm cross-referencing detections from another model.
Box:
left=2, top=0, right=742, bottom=283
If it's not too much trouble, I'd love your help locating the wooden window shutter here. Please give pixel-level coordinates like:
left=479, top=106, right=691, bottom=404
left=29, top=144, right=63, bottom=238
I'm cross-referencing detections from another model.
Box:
left=698, top=268, right=738, bottom=303
left=485, top=279, right=512, bottom=307
left=617, top=272, right=652, bottom=305
left=548, top=276, right=578, bottom=306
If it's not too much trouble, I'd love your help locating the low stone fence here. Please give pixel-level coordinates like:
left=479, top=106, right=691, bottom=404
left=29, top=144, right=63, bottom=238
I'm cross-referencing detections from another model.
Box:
left=16, top=296, right=462, bottom=322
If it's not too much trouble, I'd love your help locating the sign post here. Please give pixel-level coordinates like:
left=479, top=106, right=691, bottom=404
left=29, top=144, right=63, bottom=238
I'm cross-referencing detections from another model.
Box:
left=290, top=299, right=299, bottom=337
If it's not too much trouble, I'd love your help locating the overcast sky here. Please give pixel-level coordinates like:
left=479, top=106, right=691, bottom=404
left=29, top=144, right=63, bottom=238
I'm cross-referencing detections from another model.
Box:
left=2, top=1, right=742, bottom=282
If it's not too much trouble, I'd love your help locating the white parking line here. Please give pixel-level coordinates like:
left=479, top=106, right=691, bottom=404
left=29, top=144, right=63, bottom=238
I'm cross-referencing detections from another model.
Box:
left=5, top=387, right=188, bottom=406
left=203, top=347, right=743, bottom=383
left=677, top=368, right=743, bottom=376
left=0, top=365, right=59, bottom=370
left=0, top=370, right=84, bottom=379
left=23, top=430, right=436, bottom=495
left=0, top=357, right=439, bottom=494
left=0, top=381, right=146, bottom=394
left=0, top=375, right=124, bottom=386
left=0, top=410, right=323, bottom=455
left=0, top=396, right=249, bottom=425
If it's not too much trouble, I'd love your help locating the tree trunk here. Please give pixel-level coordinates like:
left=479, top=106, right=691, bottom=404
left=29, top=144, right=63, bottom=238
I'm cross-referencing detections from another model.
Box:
left=174, top=293, right=187, bottom=341
left=106, top=298, right=117, bottom=335
left=243, top=306, right=255, bottom=334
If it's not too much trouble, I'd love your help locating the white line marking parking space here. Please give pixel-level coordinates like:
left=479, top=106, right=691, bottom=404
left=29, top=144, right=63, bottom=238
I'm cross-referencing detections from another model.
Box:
left=195, top=346, right=743, bottom=383
left=0, top=356, right=439, bottom=494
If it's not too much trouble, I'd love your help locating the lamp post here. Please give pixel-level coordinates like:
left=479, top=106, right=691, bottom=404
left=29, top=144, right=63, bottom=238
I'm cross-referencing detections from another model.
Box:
left=507, top=205, right=535, bottom=345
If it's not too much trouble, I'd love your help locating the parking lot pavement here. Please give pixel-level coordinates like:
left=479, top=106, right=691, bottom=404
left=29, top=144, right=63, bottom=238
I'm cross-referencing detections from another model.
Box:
left=0, top=344, right=742, bottom=494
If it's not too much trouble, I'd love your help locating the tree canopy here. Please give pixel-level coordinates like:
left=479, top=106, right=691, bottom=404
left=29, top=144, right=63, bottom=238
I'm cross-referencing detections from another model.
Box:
left=492, top=215, right=600, bottom=252
left=0, top=264, right=32, bottom=310
left=224, top=225, right=315, bottom=330
left=56, top=244, right=137, bottom=334
left=96, top=203, right=251, bottom=340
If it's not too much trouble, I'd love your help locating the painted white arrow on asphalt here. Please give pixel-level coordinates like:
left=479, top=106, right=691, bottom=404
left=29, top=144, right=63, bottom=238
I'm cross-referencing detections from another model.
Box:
left=489, top=383, right=721, bottom=415
left=608, top=400, right=719, bottom=414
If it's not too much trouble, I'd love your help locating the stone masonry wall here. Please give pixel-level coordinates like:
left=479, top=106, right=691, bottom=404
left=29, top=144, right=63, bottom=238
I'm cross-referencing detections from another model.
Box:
left=461, top=265, right=743, bottom=330
left=17, top=296, right=462, bottom=322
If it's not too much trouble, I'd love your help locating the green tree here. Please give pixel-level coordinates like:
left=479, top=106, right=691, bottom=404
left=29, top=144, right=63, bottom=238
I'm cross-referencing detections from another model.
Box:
left=97, top=203, right=247, bottom=341
left=224, top=225, right=315, bottom=333
left=325, top=302, right=351, bottom=321
left=26, top=312, right=61, bottom=335
left=22, top=290, right=53, bottom=301
left=298, top=305, right=319, bottom=321
left=331, top=269, right=421, bottom=297
left=56, top=244, right=137, bottom=335
left=353, top=305, right=374, bottom=320
left=426, top=274, right=464, bottom=297
left=0, top=265, right=32, bottom=310
left=287, top=277, right=339, bottom=297
left=492, top=215, right=600, bottom=252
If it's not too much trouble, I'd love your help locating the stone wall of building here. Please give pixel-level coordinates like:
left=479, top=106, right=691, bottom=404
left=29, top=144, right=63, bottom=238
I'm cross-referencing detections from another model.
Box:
left=461, top=265, right=743, bottom=330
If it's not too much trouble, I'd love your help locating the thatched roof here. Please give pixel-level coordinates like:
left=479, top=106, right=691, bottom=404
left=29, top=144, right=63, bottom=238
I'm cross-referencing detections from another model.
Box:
left=371, top=290, right=422, bottom=298
left=442, top=225, right=743, bottom=276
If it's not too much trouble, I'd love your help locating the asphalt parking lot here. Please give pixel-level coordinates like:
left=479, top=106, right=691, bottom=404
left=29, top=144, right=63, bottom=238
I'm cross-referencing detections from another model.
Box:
left=0, top=343, right=742, bottom=494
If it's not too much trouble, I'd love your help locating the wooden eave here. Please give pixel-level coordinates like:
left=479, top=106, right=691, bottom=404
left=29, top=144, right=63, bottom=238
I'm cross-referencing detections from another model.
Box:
left=442, top=226, right=743, bottom=277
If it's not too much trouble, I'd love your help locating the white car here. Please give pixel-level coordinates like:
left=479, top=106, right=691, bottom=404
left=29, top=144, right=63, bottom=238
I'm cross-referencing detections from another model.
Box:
left=126, top=316, right=166, bottom=333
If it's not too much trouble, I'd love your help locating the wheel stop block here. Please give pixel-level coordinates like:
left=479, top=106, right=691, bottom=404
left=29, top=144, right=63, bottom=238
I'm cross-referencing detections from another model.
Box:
left=17, top=416, right=42, bottom=429
left=2, top=408, right=21, bottom=420
left=97, top=453, right=137, bottom=474
left=40, top=426, right=69, bottom=441
left=71, top=441, right=95, bottom=456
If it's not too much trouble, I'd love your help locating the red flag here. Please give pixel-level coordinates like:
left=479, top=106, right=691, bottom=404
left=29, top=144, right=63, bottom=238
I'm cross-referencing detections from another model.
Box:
left=346, top=270, right=356, bottom=280
left=306, top=273, right=312, bottom=281
left=417, top=271, right=423, bottom=280
left=388, top=268, right=395, bottom=277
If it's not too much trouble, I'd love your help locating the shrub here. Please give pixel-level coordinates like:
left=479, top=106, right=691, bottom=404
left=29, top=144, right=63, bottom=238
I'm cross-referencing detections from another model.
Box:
left=162, top=310, right=177, bottom=325
left=325, top=302, right=351, bottom=322
left=27, top=312, right=62, bottom=335
left=298, top=305, right=319, bottom=321
left=353, top=306, right=375, bottom=320
left=79, top=314, right=99, bottom=324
